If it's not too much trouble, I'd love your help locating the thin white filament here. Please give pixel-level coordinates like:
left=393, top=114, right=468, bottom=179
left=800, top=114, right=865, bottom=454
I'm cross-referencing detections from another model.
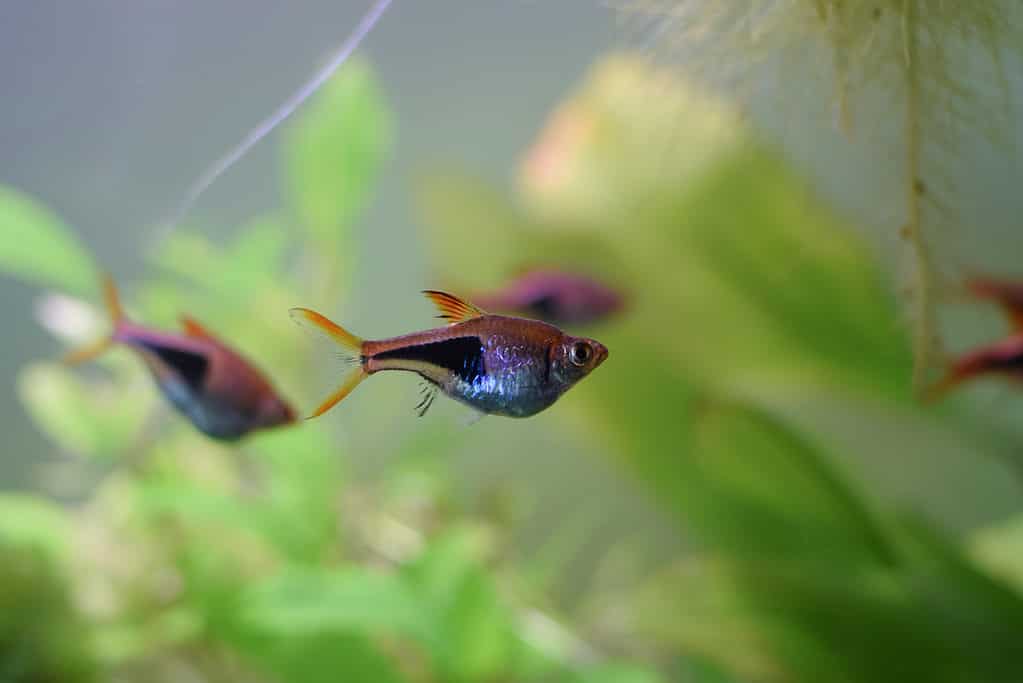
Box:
left=156, top=0, right=393, bottom=241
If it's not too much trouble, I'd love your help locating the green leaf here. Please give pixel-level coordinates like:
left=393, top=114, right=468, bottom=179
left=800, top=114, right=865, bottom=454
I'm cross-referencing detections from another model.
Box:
left=233, top=631, right=406, bottom=683
left=690, top=402, right=896, bottom=566
left=416, top=170, right=628, bottom=292
left=0, top=495, right=70, bottom=560
left=138, top=483, right=274, bottom=538
left=403, top=527, right=517, bottom=680
left=242, top=567, right=431, bottom=644
left=497, top=55, right=913, bottom=401
left=18, top=361, right=151, bottom=460
left=969, top=515, right=1023, bottom=594
left=0, top=541, right=97, bottom=683
left=681, top=150, right=911, bottom=398
left=251, top=425, right=343, bottom=563
left=566, top=663, right=666, bottom=683
left=732, top=525, right=1023, bottom=683
left=0, top=185, right=96, bottom=294
left=286, top=59, right=392, bottom=245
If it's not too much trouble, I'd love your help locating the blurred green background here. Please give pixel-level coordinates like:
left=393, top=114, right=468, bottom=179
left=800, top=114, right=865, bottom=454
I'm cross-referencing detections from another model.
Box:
left=3, top=3, right=1023, bottom=683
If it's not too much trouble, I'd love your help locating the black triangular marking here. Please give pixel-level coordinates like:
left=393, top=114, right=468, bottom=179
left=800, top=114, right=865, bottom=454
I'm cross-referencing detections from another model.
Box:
left=376, top=336, right=485, bottom=384
left=138, top=341, right=209, bottom=390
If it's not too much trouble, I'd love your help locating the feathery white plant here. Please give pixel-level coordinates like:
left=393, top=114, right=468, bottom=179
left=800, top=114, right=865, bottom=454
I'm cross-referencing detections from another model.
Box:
left=612, top=0, right=1023, bottom=391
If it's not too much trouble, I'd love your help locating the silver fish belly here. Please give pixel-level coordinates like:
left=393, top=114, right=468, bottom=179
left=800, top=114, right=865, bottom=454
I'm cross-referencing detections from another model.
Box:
left=444, top=340, right=561, bottom=417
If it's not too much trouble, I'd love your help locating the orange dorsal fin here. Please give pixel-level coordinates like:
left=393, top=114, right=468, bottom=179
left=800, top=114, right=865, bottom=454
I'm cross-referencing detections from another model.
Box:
left=180, top=315, right=215, bottom=339
left=422, top=290, right=485, bottom=324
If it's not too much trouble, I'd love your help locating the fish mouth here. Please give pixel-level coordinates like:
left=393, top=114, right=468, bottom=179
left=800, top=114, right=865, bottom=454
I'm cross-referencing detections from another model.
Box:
left=593, top=342, right=609, bottom=367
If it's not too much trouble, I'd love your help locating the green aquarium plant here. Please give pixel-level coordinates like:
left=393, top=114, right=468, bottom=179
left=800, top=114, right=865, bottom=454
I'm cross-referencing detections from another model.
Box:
left=612, top=1, right=1023, bottom=393
left=420, top=54, right=1023, bottom=682
left=2, top=43, right=1023, bottom=683
left=0, top=60, right=666, bottom=683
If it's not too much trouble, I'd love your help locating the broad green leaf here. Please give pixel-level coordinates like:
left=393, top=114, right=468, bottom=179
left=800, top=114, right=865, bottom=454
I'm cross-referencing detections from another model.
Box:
left=969, top=515, right=1023, bottom=593
left=566, top=664, right=666, bottom=683
left=251, top=425, right=343, bottom=563
left=628, top=558, right=778, bottom=682
left=151, top=219, right=288, bottom=303
left=0, top=185, right=96, bottom=294
left=242, top=568, right=431, bottom=645
left=681, top=151, right=911, bottom=398
left=729, top=523, right=1023, bottom=683
left=564, top=326, right=696, bottom=523
left=690, top=403, right=896, bottom=566
left=138, top=483, right=273, bottom=539
left=416, top=170, right=628, bottom=291
left=233, top=631, right=406, bottom=683
left=403, top=527, right=517, bottom=679
left=0, top=541, right=97, bottom=683
left=286, top=59, right=392, bottom=245
left=516, top=56, right=742, bottom=229
left=416, top=172, right=531, bottom=288
left=18, top=362, right=151, bottom=460
left=147, top=231, right=222, bottom=291
left=501, top=55, right=912, bottom=399
left=227, top=215, right=289, bottom=287
left=0, top=495, right=70, bottom=560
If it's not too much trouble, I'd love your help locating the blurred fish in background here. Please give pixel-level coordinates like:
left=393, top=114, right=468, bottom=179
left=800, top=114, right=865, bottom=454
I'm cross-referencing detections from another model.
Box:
left=928, top=275, right=1023, bottom=400
left=65, top=275, right=295, bottom=441
left=470, top=267, right=626, bottom=327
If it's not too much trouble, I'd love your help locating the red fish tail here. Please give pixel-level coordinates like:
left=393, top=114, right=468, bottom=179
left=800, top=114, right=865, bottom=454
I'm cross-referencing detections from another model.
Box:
left=288, top=307, right=367, bottom=419
left=923, top=351, right=999, bottom=404
left=63, top=273, right=127, bottom=366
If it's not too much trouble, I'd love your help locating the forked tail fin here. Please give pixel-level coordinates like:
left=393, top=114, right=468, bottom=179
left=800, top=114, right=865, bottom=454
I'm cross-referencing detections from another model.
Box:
left=63, top=274, right=126, bottom=365
left=289, top=307, right=367, bottom=419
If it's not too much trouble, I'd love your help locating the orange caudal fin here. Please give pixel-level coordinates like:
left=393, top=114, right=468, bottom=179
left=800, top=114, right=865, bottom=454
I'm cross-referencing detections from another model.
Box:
left=306, top=368, right=367, bottom=419
left=422, top=290, right=485, bottom=324
left=63, top=273, right=126, bottom=366
left=63, top=337, right=115, bottom=366
left=289, top=307, right=366, bottom=419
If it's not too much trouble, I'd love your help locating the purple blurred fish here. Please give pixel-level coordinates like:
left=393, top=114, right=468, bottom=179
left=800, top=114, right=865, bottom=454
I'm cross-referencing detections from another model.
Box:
left=65, top=276, right=295, bottom=440
left=470, top=268, right=626, bottom=327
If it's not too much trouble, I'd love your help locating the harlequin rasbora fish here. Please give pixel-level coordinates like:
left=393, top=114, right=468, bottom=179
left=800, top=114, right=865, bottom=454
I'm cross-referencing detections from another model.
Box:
left=290, top=290, right=609, bottom=420
left=470, top=268, right=626, bottom=327
left=65, top=276, right=296, bottom=440
left=926, top=275, right=1023, bottom=400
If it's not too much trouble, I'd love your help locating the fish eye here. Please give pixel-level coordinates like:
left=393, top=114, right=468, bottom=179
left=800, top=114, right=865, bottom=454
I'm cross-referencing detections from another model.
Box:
left=569, top=342, right=592, bottom=366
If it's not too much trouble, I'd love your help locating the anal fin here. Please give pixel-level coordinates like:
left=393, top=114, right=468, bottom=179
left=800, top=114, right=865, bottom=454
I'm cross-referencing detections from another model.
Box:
left=415, top=381, right=439, bottom=417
